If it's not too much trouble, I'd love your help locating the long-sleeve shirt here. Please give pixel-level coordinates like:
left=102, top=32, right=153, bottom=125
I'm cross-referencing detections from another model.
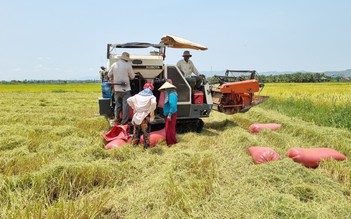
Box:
left=108, top=59, right=135, bottom=92
left=163, top=92, right=178, bottom=116
left=176, top=59, right=199, bottom=78
left=127, top=94, right=156, bottom=125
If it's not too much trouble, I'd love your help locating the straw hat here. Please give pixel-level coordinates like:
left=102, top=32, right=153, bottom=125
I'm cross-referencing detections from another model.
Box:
left=120, top=52, right=130, bottom=61
left=182, top=50, right=192, bottom=57
left=158, top=81, right=176, bottom=90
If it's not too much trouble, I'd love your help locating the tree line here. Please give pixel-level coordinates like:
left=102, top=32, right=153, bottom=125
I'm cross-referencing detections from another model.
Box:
left=208, top=72, right=350, bottom=84
left=257, top=72, right=331, bottom=83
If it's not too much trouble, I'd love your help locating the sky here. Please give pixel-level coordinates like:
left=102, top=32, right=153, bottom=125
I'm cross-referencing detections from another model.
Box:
left=0, top=0, right=350, bottom=80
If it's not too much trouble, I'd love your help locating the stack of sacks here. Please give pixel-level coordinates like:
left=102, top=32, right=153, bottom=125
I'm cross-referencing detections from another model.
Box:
left=248, top=146, right=281, bottom=164
left=286, top=147, right=347, bottom=168
left=102, top=124, right=132, bottom=150
left=140, top=128, right=166, bottom=147
left=249, top=123, right=281, bottom=133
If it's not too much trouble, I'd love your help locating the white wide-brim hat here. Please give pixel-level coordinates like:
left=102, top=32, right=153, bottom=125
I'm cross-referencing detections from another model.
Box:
left=120, top=52, right=130, bottom=61
left=158, top=81, right=176, bottom=90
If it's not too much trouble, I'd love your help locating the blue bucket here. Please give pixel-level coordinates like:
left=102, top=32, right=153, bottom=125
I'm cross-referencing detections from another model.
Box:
left=101, top=81, right=111, bottom=98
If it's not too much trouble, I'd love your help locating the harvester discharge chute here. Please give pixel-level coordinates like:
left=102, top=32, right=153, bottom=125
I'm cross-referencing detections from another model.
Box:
left=161, top=34, right=208, bottom=50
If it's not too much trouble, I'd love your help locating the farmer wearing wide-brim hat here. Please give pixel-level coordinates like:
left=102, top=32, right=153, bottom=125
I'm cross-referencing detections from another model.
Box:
left=158, top=81, right=178, bottom=146
left=176, top=50, right=203, bottom=90
left=108, top=52, right=135, bottom=125
left=177, top=50, right=199, bottom=78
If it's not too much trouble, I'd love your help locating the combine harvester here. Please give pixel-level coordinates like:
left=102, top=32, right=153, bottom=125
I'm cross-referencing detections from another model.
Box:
left=98, top=35, right=268, bottom=133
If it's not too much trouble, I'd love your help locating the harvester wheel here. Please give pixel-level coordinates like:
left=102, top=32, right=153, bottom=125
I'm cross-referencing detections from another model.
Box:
left=176, top=119, right=204, bottom=133
left=196, top=119, right=204, bottom=133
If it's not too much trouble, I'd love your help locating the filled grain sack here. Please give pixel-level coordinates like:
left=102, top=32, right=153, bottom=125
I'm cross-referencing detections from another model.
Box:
left=286, top=147, right=347, bottom=168
left=105, top=136, right=132, bottom=150
left=248, top=146, right=281, bottom=164
left=140, top=128, right=166, bottom=147
left=102, top=124, right=130, bottom=142
left=249, top=123, right=281, bottom=133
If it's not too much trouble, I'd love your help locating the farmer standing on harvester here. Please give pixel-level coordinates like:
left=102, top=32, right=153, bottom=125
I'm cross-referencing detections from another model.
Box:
left=108, top=52, right=135, bottom=125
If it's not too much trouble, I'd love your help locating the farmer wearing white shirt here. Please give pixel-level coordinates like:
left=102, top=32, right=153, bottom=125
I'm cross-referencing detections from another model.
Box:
left=127, top=83, right=156, bottom=150
left=177, top=50, right=202, bottom=90
left=108, top=52, right=135, bottom=125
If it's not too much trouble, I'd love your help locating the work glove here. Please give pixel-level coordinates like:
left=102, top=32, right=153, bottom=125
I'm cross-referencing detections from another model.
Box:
left=167, top=115, right=172, bottom=121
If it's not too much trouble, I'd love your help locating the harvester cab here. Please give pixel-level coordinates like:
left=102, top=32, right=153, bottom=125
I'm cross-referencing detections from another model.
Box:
left=98, top=35, right=268, bottom=133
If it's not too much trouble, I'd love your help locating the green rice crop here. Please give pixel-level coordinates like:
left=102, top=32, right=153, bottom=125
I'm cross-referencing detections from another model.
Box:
left=0, top=83, right=351, bottom=218
left=260, top=82, right=351, bottom=130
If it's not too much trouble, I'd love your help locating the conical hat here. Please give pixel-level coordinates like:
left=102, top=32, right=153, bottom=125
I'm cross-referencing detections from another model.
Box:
left=158, top=81, right=176, bottom=90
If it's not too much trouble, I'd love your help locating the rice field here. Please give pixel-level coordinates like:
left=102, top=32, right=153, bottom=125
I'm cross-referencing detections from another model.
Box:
left=260, top=82, right=351, bottom=106
left=260, top=82, right=351, bottom=130
left=0, top=83, right=351, bottom=218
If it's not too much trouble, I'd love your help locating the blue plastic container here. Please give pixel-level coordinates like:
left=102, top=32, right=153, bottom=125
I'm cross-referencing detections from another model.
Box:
left=101, top=81, right=111, bottom=98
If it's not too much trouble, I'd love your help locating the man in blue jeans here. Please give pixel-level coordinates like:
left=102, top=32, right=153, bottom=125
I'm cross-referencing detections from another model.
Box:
left=108, top=52, right=135, bottom=124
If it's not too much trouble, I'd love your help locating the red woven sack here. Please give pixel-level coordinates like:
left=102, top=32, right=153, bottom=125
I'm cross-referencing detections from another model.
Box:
left=105, top=135, right=132, bottom=150
left=140, top=128, right=166, bottom=147
left=248, top=146, right=281, bottom=164
left=286, top=147, right=347, bottom=167
left=102, top=124, right=130, bottom=142
left=249, top=123, right=281, bottom=133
